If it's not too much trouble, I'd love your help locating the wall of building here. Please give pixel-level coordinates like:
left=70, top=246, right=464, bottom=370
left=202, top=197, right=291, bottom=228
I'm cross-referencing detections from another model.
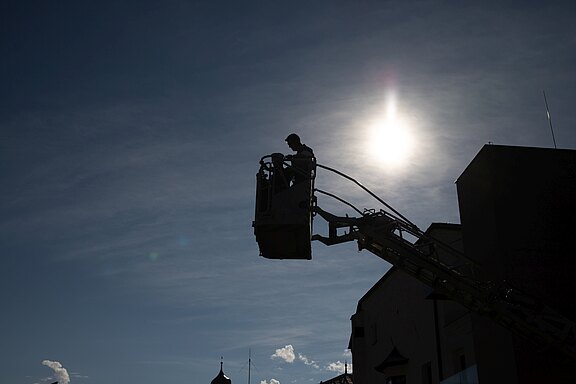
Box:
left=350, top=225, right=471, bottom=384
left=456, top=145, right=576, bottom=317
left=456, top=145, right=576, bottom=384
left=350, top=268, right=438, bottom=384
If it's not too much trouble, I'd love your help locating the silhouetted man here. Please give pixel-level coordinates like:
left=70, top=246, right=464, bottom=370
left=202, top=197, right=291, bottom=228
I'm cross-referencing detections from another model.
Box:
left=284, top=133, right=315, bottom=185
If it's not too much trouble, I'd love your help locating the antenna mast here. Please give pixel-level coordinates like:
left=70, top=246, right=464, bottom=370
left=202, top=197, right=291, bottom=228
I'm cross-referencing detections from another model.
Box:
left=543, top=90, right=558, bottom=149
left=248, top=349, right=251, bottom=384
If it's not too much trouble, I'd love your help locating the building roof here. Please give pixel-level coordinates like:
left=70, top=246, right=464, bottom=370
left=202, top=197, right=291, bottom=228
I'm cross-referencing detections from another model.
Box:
left=320, top=362, right=352, bottom=384
left=211, top=362, right=231, bottom=384
left=319, top=372, right=353, bottom=384
left=455, top=144, right=576, bottom=184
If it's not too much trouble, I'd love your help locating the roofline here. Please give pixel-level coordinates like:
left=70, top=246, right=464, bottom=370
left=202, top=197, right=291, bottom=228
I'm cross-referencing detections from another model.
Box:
left=456, top=144, right=576, bottom=184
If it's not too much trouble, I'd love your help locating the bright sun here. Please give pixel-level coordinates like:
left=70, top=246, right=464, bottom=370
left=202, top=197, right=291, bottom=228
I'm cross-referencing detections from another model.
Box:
left=367, top=96, right=414, bottom=167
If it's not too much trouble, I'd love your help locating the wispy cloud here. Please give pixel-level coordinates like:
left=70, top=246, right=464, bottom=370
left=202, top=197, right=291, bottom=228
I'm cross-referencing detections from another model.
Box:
left=298, top=353, right=319, bottom=369
left=70, top=372, right=89, bottom=379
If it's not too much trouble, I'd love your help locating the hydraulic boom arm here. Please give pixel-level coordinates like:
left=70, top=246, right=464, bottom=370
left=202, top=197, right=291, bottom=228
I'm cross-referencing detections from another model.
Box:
left=312, top=206, right=576, bottom=361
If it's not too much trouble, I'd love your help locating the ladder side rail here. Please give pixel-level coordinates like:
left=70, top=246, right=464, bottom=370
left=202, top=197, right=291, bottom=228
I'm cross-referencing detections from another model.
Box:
left=358, top=212, right=481, bottom=282
left=357, top=226, right=489, bottom=308
left=356, top=222, right=576, bottom=360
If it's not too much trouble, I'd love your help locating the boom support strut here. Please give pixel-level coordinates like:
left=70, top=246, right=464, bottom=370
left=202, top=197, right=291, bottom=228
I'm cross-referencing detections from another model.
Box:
left=312, top=206, right=576, bottom=361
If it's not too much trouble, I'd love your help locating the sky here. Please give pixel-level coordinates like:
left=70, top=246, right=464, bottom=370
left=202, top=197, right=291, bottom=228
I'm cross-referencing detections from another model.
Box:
left=1, top=1, right=576, bottom=383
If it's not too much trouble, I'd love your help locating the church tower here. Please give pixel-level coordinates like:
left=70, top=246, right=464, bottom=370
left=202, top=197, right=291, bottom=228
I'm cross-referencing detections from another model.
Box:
left=211, top=359, right=232, bottom=384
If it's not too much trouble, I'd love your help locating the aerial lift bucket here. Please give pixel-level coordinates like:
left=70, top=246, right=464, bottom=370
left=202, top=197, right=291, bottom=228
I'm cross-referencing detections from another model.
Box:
left=253, top=154, right=315, bottom=260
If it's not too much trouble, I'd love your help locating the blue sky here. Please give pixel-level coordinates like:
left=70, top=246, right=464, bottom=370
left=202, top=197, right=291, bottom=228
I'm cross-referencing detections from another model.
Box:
left=2, top=1, right=576, bottom=383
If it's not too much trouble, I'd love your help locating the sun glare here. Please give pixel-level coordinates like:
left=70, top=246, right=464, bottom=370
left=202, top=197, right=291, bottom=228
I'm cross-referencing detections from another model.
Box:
left=368, top=95, right=414, bottom=167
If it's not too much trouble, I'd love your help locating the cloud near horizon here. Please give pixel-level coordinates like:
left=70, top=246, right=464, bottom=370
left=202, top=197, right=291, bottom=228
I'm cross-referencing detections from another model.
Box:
left=326, top=360, right=352, bottom=374
left=272, top=344, right=343, bottom=372
left=42, top=360, right=70, bottom=384
left=260, top=380, right=280, bottom=384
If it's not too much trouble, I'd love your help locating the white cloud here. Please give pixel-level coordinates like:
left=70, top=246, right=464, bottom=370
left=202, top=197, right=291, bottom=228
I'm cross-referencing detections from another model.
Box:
left=326, top=361, right=352, bottom=374
left=298, top=353, right=319, bottom=369
left=261, top=380, right=280, bottom=384
left=271, top=345, right=295, bottom=363
left=42, top=360, right=70, bottom=384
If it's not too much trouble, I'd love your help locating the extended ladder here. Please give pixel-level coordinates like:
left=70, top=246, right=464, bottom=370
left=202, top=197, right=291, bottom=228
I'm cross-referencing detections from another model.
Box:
left=312, top=206, right=576, bottom=361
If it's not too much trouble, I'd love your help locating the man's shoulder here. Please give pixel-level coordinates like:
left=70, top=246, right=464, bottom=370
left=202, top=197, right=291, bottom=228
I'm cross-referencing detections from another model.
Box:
left=300, top=144, right=314, bottom=156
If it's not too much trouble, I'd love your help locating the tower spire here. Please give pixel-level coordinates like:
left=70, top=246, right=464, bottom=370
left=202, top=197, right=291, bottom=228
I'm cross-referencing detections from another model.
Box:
left=211, top=357, right=231, bottom=384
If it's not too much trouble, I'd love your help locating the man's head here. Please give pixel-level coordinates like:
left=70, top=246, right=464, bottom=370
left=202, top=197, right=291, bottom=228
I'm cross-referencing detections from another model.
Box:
left=285, top=133, right=301, bottom=151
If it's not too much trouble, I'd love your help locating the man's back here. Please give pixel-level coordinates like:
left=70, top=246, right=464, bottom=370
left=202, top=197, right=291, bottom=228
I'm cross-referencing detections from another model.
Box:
left=290, top=143, right=315, bottom=184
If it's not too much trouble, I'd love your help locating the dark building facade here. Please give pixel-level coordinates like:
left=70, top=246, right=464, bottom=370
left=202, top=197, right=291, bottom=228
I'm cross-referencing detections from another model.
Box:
left=455, top=145, right=576, bottom=383
left=456, top=145, right=576, bottom=318
left=350, top=145, right=576, bottom=384
left=350, top=224, right=467, bottom=384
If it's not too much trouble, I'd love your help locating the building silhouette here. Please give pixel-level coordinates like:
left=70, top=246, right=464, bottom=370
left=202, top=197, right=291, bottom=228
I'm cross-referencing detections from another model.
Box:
left=211, top=360, right=232, bottom=384
left=349, top=145, right=576, bottom=384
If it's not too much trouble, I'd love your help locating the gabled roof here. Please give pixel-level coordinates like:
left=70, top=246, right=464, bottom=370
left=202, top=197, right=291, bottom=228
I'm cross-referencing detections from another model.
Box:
left=375, top=346, right=409, bottom=373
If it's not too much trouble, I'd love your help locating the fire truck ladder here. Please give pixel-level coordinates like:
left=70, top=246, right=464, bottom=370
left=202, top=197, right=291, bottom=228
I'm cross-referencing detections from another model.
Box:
left=311, top=163, right=576, bottom=361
